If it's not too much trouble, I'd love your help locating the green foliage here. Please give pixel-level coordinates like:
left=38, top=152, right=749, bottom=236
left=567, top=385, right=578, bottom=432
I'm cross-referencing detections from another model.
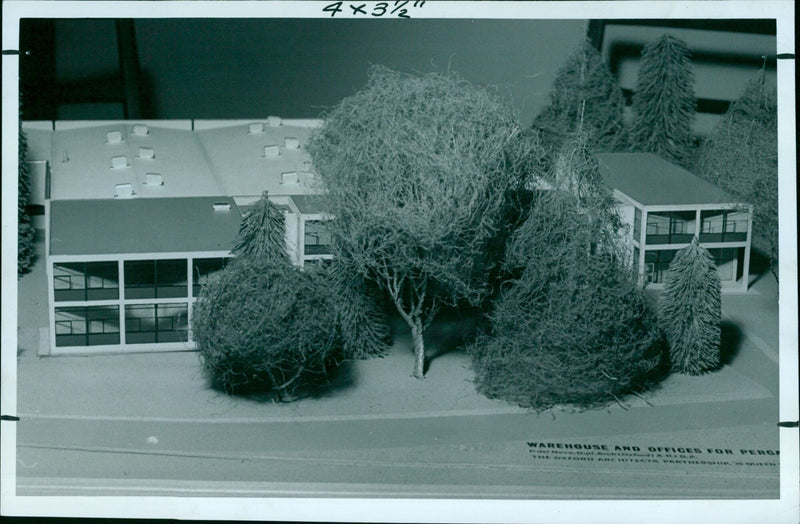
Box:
left=233, top=191, right=290, bottom=264
left=630, top=35, right=696, bottom=166
left=307, top=65, right=529, bottom=377
left=470, top=191, right=662, bottom=409
left=659, top=238, right=721, bottom=375
left=18, top=125, right=35, bottom=275
left=193, top=257, right=344, bottom=397
left=533, top=37, right=626, bottom=166
left=695, top=76, right=778, bottom=279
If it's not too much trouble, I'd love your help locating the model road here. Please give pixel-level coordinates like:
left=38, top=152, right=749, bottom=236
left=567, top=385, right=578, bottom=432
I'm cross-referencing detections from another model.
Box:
left=16, top=397, right=779, bottom=498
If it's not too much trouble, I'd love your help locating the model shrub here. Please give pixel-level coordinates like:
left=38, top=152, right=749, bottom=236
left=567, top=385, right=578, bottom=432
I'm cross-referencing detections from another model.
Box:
left=659, top=238, right=721, bottom=374
left=469, top=191, right=663, bottom=410
left=695, top=75, right=778, bottom=280
left=629, top=34, right=696, bottom=166
left=192, top=256, right=344, bottom=397
left=307, top=65, right=532, bottom=378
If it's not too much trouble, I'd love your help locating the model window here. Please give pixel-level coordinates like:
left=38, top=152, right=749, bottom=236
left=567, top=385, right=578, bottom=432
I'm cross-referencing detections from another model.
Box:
left=646, top=213, right=670, bottom=235
left=192, top=257, right=231, bottom=297
left=304, top=220, right=333, bottom=256
left=701, top=210, right=725, bottom=234
left=55, top=306, right=120, bottom=347
left=644, top=249, right=678, bottom=284
left=54, top=261, right=119, bottom=301
left=124, top=259, right=187, bottom=299
left=700, top=210, right=748, bottom=242
left=725, top=211, right=748, bottom=234
left=646, top=212, right=695, bottom=244
left=125, top=303, right=188, bottom=344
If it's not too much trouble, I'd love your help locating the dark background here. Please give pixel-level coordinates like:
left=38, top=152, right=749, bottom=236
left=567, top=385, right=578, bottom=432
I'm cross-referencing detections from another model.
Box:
left=18, top=18, right=776, bottom=132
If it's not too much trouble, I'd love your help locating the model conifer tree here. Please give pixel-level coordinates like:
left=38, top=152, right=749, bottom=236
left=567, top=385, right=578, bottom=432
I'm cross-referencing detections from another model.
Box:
left=18, top=123, right=35, bottom=275
left=695, top=74, right=778, bottom=280
left=659, top=237, right=721, bottom=374
left=629, top=34, right=696, bottom=166
left=533, top=37, right=626, bottom=161
left=232, top=191, right=289, bottom=263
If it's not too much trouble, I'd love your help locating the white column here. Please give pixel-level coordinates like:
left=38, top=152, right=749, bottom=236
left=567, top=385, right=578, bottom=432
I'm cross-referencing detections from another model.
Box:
left=118, top=259, right=126, bottom=347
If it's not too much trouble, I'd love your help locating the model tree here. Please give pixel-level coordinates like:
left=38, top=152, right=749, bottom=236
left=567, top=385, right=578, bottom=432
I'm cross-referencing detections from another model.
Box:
left=193, top=256, right=344, bottom=397
left=629, top=34, right=696, bottom=166
left=194, top=192, right=340, bottom=397
left=18, top=123, right=35, bottom=275
left=659, top=237, right=721, bottom=374
left=194, top=191, right=387, bottom=396
left=695, top=74, right=778, bottom=280
left=327, top=257, right=391, bottom=359
left=470, top=187, right=662, bottom=409
left=532, top=37, right=626, bottom=165
left=307, top=66, right=526, bottom=379
left=232, top=191, right=290, bottom=263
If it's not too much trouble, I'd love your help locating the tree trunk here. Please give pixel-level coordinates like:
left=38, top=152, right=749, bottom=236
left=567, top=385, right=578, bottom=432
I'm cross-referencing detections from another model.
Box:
left=411, top=319, right=426, bottom=379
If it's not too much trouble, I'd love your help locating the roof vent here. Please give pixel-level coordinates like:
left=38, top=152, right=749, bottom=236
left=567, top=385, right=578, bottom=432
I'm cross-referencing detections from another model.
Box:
left=145, top=173, right=164, bottom=186
left=213, top=201, right=231, bottom=212
left=263, top=145, right=280, bottom=158
left=111, top=155, right=129, bottom=169
left=132, top=124, right=149, bottom=136
left=106, top=130, right=124, bottom=144
left=115, top=183, right=135, bottom=198
left=267, top=116, right=282, bottom=127
left=281, top=171, right=299, bottom=185
left=249, top=122, right=264, bottom=134
left=138, top=147, right=155, bottom=159
left=284, top=137, right=300, bottom=150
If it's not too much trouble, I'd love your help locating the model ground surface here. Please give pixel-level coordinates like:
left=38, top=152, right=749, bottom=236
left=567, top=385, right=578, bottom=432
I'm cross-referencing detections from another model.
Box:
left=15, top=236, right=780, bottom=498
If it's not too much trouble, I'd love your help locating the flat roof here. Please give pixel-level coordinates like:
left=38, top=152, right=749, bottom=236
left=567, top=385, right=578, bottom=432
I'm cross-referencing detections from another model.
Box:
left=50, top=197, right=242, bottom=256
left=196, top=120, right=323, bottom=198
left=49, top=123, right=223, bottom=200
left=596, top=152, right=737, bottom=207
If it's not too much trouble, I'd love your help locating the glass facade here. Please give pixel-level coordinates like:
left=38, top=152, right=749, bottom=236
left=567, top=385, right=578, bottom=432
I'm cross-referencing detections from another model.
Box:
left=700, top=210, right=748, bottom=243
left=303, top=220, right=333, bottom=256
left=708, top=247, right=739, bottom=281
left=124, top=259, right=188, bottom=299
left=52, top=255, right=226, bottom=350
left=54, top=261, right=119, bottom=301
left=125, top=303, right=188, bottom=344
left=645, top=211, right=696, bottom=245
left=192, top=257, right=231, bottom=296
left=55, top=306, right=120, bottom=347
left=644, top=249, right=678, bottom=284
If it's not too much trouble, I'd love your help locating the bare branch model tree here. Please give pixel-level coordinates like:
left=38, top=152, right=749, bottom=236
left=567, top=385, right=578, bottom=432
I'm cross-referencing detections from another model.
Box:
left=532, top=36, right=627, bottom=166
left=695, top=74, right=778, bottom=281
left=629, top=35, right=697, bottom=167
left=307, top=66, right=527, bottom=379
left=659, top=237, right=722, bottom=374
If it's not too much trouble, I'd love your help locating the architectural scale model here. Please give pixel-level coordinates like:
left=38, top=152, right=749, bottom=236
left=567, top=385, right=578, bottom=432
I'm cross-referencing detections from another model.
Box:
left=597, top=152, right=752, bottom=290
left=22, top=119, right=752, bottom=356
left=23, top=118, right=331, bottom=354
